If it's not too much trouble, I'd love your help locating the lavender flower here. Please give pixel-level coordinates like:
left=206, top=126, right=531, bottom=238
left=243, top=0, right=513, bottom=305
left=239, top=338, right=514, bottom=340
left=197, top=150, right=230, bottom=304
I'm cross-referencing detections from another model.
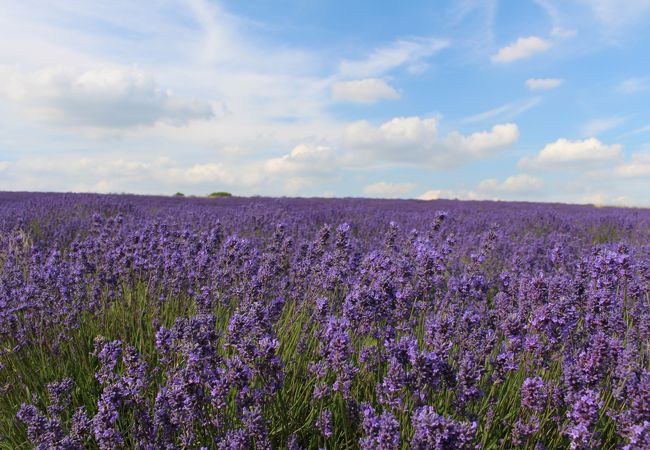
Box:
left=410, top=406, right=476, bottom=450
left=217, top=429, right=250, bottom=450
left=622, top=420, right=650, bottom=450
left=521, top=376, right=548, bottom=414
left=316, top=409, right=333, bottom=438
left=564, top=389, right=603, bottom=449
left=359, top=404, right=400, bottom=450
left=93, top=337, right=122, bottom=385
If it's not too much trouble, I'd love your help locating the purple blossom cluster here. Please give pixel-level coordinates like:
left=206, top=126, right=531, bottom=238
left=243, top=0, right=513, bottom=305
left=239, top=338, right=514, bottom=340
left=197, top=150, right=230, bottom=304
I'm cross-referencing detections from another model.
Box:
left=2, top=192, right=650, bottom=448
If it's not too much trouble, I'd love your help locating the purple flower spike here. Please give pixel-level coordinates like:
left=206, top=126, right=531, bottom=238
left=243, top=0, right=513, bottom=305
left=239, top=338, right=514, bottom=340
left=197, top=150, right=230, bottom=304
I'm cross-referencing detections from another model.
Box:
left=410, top=406, right=476, bottom=450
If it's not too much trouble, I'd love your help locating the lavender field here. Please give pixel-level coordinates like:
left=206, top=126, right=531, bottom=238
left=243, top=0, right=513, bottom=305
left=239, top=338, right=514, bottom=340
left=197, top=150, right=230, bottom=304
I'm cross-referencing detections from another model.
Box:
left=1, top=192, right=649, bottom=449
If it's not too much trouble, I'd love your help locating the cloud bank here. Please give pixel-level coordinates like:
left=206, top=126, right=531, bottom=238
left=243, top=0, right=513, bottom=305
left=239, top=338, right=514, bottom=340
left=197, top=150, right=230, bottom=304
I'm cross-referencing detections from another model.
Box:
left=344, top=116, right=519, bottom=167
left=331, top=79, right=400, bottom=104
left=492, top=36, right=551, bottom=63
left=0, top=66, right=214, bottom=128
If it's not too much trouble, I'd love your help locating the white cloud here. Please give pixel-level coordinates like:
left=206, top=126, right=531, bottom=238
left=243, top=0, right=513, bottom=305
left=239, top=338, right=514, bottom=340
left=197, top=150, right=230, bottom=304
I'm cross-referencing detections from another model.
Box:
left=0, top=161, right=9, bottom=172
left=522, top=137, right=622, bottom=168
left=339, top=37, right=449, bottom=77
left=263, top=144, right=340, bottom=191
left=631, top=124, right=650, bottom=134
left=579, top=193, right=630, bottom=206
left=181, top=163, right=231, bottom=183
left=477, top=174, right=544, bottom=194
left=444, top=124, right=520, bottom=156
left=618, top=77, right=650, bottom=94
left=344, top=116, right=518, bottom=167
left=550, top=27, right=578, bottom=38
left=525, top=78, right=563, bottom=90
left=331, top=78, right=400, bottom=104
left=418, top=188, right=488, bottom=201
left=264, top=144, right=338, bottom=176
left=0, top=66, right=214, bottom=128
left=461, top=97, right=542, bottom=123
left=344, top=116, right=438, bottom=156
left=538, top=0, right=650, bottom=37
left=363, top=181, right=416, bottom=198
left=418, top=189, right=465, bottom=200
left=419, top=174, right=544, bottom=202
left=406, top=63, right=430, bottom=75
left=0, top=155, right=257, bottom=194
left=575, top=0, right=650, bottom=29
left=0, top=0, right=340, bottom=145
left=491, top=36, right=552, bottom=63
left=580, top=117, right=626, bottom=137
left=615, top=152, right=650, bottom=177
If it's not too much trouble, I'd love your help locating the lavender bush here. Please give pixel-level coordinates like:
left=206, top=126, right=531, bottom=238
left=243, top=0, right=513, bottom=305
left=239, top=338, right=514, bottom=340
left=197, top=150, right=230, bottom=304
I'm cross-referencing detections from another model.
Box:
left=1, top=192, right=649, bottom=448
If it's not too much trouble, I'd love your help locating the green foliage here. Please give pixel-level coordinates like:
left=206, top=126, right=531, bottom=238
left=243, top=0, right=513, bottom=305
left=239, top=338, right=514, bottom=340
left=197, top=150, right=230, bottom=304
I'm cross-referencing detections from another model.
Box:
left=208, top=191, right=232, bottom=198
left=174, top=192, right=185, bottom=197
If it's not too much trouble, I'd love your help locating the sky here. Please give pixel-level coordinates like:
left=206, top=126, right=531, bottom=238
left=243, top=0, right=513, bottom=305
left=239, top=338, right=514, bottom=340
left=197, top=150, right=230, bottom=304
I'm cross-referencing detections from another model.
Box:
left=1, top=0, right=650, bottom=205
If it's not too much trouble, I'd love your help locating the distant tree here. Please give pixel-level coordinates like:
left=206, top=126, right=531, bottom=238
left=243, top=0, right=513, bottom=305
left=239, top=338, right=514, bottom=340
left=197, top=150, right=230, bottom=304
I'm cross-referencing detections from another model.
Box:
left=174, top=192, right=185, bottom=197
left=208, top=192, right=232, bottom=198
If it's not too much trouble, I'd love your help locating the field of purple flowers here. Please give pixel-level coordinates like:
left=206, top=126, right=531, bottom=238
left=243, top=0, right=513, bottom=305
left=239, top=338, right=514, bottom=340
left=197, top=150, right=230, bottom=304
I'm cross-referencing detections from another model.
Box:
left=0, top=192, right=649, bottom=449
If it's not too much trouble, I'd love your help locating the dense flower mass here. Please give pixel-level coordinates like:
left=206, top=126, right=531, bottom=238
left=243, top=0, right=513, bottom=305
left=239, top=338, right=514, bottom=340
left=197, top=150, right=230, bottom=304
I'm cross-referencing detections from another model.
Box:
left=1, top=192, right=650, bottom=448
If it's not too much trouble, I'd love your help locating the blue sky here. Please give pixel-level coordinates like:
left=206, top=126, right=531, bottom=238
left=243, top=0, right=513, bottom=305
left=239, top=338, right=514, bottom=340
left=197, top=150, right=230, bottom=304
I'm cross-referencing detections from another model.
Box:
left=1, top=0, right=650, bottom=205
